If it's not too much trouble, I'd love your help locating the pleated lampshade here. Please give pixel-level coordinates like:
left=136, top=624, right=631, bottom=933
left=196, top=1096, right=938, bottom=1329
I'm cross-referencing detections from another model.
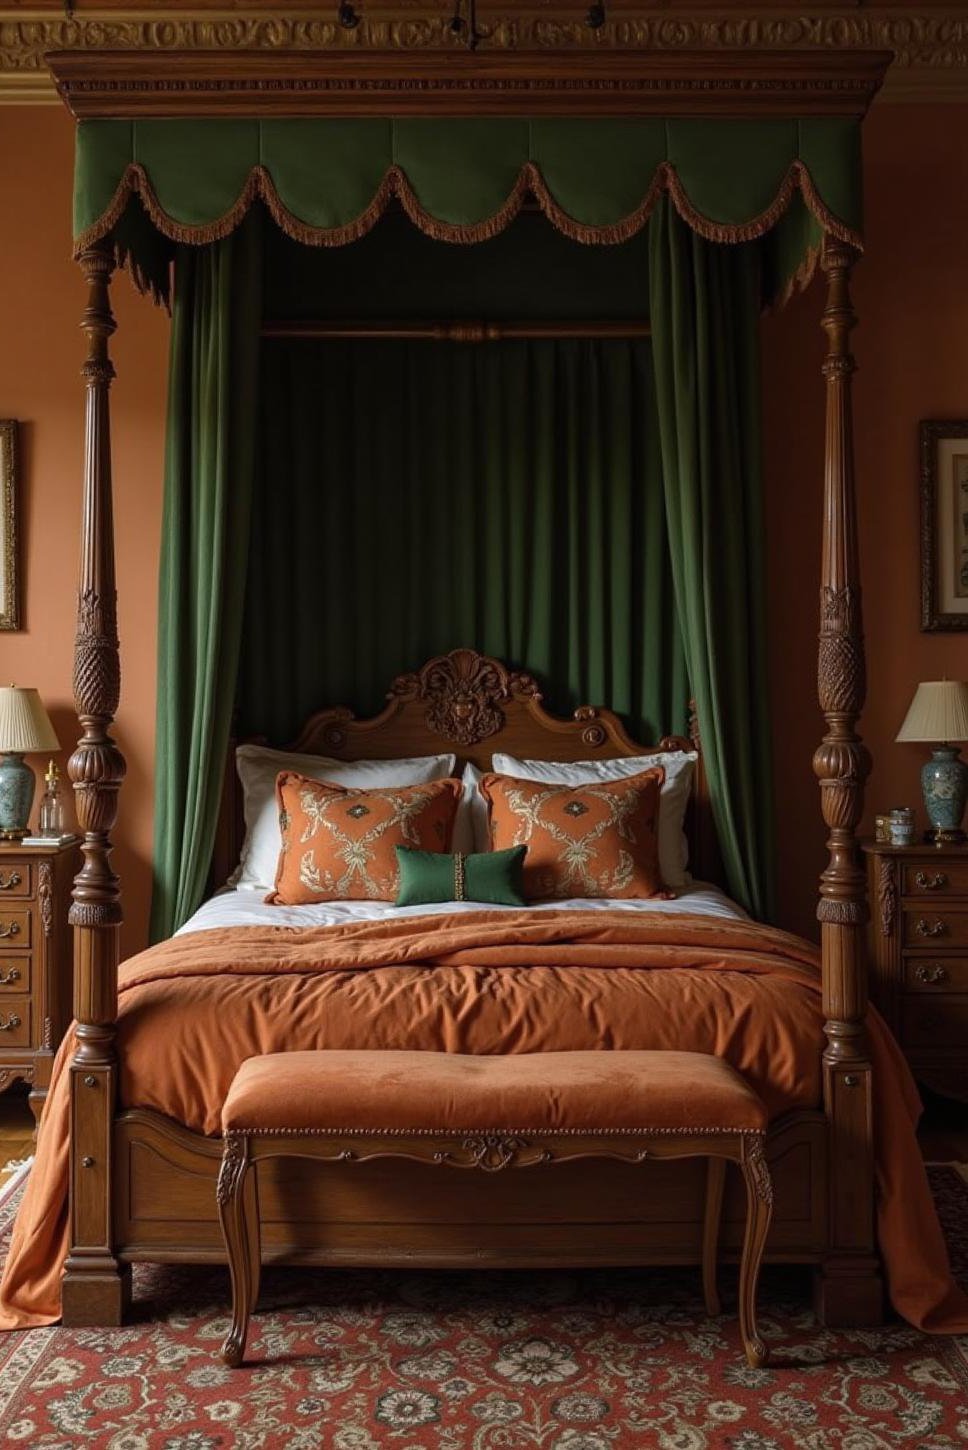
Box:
left=896, top=681, right=968, bottom=744
left=0, top=687, right=60, bottom=754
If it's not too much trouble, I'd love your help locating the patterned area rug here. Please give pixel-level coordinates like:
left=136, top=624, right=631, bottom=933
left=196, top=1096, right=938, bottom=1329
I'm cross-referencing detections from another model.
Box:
left=1, top=1169, right=967, bottom=1449
left=0, top=1157, right=32, bottom=1204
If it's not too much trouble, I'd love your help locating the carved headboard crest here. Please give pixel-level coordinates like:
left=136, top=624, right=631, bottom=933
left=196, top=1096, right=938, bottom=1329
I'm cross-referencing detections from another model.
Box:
left=390, top=648, right=540, bottom=747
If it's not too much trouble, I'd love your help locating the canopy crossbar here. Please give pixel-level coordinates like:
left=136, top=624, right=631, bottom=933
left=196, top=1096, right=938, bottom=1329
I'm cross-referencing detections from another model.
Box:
left=260, top=319, right=652, bottom=341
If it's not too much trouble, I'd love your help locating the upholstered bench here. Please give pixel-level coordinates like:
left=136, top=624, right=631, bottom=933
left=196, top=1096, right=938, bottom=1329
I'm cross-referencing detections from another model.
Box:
left=216, top=1049, right=773, bottom=1368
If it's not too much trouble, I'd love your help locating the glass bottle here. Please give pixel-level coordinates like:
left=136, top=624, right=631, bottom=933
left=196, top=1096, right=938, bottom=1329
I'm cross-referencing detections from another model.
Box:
left=38, top=759, right=66, bottom=838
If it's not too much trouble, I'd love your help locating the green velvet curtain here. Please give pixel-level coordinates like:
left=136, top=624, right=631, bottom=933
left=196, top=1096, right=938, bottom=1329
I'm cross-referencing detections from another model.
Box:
left=649, top=199, right=775, bottom=919
left=148, top=217, right=263, bottom=942
left=236, top=337, right=689, bottom=747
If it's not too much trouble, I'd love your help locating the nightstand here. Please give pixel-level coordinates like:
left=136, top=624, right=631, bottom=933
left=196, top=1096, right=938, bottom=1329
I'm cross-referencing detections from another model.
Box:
left=0, top=839, right=81, bottom=1124
left=863, top=839, right=968, bottom=1104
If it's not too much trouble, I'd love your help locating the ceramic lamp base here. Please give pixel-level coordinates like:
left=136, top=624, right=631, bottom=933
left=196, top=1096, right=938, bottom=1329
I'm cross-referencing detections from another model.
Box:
left=921, top=745, right=968, bottom=842
left=0, top=752, right=36, bottom=839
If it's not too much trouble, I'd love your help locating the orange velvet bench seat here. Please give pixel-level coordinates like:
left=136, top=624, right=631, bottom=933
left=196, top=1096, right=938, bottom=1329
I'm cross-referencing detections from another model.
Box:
left=216, top=1049, right=774, bottom=1369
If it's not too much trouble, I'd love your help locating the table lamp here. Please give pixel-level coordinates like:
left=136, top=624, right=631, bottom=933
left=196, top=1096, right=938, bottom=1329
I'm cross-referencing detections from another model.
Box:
left=896, top=680, right=968, bottom=844
left=0, top=686, right=60, bottom=840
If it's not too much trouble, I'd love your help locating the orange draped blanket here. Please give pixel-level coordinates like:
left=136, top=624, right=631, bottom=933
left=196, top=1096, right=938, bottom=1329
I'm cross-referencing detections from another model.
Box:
left=1, top=910, right=966, bottom=1332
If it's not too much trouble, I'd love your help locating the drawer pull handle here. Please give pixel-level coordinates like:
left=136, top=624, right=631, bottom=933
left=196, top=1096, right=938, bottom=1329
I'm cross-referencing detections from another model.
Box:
left=0, top=921, right=19, bottom=940
left=915, top=918, right=947, bottom=938
left=915, top=963, right=949, bottom=985
left=0, top=871, right=21, bottom=891
left=0, top=966, right=20, bottom=985
left=0, top=1014, right=21, bottom=1032
left=915, top=871, right=949, bottom=891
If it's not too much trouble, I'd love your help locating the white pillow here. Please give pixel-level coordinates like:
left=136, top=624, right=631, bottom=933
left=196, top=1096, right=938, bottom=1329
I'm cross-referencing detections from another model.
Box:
left=490, top=751, right=698, bottom=890
left=230, top=743, right=457, bottom=890
left=452, top=762, right=490, bottom=856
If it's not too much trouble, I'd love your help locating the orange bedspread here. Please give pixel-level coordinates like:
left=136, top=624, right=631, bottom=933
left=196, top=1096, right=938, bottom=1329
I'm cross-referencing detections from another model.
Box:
left=1, top=910, right=966, bottom=1332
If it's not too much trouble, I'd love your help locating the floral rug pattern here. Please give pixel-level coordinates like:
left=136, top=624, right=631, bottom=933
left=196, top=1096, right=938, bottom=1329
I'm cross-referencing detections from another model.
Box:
left=1, top=1169, right=967, bottom=1449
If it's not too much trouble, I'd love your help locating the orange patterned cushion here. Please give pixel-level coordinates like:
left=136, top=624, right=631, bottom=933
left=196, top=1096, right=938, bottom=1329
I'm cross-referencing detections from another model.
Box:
left=269, top=772, right=462, bottom=904
left=480, top=769, right=670, bottom=901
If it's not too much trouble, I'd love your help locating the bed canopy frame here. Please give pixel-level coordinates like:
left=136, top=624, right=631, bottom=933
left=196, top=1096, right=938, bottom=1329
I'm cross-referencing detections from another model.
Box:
left=48, top=44, right=890, bottom=1328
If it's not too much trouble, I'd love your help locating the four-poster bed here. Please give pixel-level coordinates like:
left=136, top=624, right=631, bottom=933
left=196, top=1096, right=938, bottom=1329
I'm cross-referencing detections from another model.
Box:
left=6, top=43, right=915, bottom=1332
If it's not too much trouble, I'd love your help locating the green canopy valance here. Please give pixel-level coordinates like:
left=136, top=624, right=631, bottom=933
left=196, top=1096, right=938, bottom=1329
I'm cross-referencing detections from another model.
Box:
left=74, top=116, right=862, bottom=303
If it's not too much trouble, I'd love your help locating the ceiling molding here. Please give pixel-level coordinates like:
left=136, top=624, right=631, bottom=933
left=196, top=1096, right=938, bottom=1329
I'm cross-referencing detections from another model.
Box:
left=4, top=5, right=968, bottom=105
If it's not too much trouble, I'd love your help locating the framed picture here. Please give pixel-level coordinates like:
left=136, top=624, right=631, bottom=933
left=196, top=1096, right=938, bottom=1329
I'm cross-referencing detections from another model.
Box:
left=921, top=419, right=968, bottom=631
left=0, top=421, right=18, bottom=632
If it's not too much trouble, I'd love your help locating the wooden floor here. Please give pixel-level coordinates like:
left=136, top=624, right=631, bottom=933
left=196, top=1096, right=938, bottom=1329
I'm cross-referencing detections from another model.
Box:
left=917, top=1086, right=968, bottom=1164
left=1, top=1086, right=967, bottom=1189
left=0, top=1091, right=34, bottom=1190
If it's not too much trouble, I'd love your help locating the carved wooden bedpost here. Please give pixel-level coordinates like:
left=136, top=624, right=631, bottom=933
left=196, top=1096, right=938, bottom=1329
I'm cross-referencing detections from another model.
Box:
left=813, top=237, right=881, bottom=1326
left=61, top=241, right=130, bottom=1327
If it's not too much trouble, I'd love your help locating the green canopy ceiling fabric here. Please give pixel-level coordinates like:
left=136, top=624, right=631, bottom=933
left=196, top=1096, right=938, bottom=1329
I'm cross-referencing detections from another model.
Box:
left=74, top=116, right=862, bottom=303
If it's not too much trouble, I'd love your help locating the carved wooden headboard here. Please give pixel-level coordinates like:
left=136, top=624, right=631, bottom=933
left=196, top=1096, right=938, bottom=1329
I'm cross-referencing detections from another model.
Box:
left=211, top=648, right=722, bottom=887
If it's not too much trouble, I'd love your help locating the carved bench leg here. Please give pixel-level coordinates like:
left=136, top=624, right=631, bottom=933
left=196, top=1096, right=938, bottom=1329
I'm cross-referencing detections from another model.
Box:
left=218, top=1135, right=257, bottom=1368
left=702, top=1156, right=726, bottom=1317
left=245, top=1166, right=261, bottom=1314
left=737, top=1134, right=773, bottom=1368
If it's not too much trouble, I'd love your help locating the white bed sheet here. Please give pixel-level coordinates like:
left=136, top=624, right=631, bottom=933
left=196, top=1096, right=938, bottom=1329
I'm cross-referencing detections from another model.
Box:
left=175, top=882, right=747, bottom=936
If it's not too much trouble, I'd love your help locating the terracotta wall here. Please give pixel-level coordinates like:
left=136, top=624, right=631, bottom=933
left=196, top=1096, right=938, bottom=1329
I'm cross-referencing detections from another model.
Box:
left=0, top=100, right=965, bottom=955
left=0, top=107, right=168, bottom=958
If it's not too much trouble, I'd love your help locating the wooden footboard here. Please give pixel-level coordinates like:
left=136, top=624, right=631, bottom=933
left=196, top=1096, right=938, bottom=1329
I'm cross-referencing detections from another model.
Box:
left=112, top=1107, right=827, bottom=1269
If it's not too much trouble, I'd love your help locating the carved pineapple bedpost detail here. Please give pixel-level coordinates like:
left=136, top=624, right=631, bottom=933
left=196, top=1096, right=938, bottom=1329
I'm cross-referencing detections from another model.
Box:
left=62, top=241, right=131, bottom=1327
left=813, top=236, right=881, bottom=1326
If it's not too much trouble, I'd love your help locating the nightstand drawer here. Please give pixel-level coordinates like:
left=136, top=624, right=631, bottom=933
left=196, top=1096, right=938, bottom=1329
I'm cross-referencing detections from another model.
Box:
left=0, top=906, right=30, bottom=949
left=0, top=956, right=28, bottom=992
left=0, top=863, right=31, bottom=898
left=902, top=910, right=968, bottom=947
left=0, top=998, right=30, bottom=1046
left=901, top=995, right=968, bottom=1048
left=904, top=957, right=968, bottom=991
left=903, top=862, right=968, bottom=896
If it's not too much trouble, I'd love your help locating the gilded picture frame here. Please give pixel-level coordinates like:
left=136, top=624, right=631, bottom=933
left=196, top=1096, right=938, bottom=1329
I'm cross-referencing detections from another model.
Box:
left=0, top=421, right=18, bottom=631
left=920, top=419, right=968, bottom=631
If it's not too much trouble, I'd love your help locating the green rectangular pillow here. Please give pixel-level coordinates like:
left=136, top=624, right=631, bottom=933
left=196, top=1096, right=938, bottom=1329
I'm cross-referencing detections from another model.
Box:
left=395, top=845, right=527, bottom=907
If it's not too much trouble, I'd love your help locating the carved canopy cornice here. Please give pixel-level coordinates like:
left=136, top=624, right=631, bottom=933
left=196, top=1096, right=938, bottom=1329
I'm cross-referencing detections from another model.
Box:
left=3, top=4, right=968, bottom=105
left=47, top=48, right=890, bottom=119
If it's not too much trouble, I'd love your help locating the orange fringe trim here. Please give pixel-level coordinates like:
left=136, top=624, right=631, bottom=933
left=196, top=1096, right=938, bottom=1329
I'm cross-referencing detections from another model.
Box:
left=74, top=157, right=862, bottom=302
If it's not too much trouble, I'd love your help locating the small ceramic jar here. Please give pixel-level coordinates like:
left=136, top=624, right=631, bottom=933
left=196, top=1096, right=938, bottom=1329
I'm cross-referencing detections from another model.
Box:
left=888, top=807, right=916, bottom=847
